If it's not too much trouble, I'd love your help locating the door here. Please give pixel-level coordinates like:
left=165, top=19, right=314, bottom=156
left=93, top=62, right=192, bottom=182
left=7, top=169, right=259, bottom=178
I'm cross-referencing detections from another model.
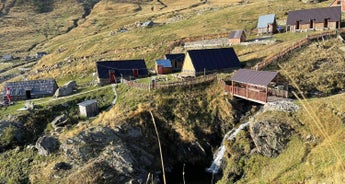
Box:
left=133, top=69, right=139, bottom=78
left=296, top=21, right=300, bottom=30
left=158, top=65, right=163, bottom=74
left=324, top=19, right=328, bottom=28
left=26, top=90, right=31, bottom=99
left=309, top=20, right=314, bottom=29
left=109, top=70, right=115, bottom=83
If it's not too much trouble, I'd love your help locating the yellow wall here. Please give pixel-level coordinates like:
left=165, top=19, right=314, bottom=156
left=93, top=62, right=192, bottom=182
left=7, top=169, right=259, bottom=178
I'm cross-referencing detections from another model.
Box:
left=181, top=53, right=195, bottom=76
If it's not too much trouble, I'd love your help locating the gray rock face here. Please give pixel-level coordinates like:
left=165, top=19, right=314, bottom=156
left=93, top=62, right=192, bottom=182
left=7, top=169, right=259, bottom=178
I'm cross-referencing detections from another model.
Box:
left=263, top=100, right=299, bottom=113
left=54, top=80, right=76, bottom=97
left=250, top=120, right=293, bottom=158
left=35, top=136, right=60, bottom=156
left=61, top=126, right=147, bottom=183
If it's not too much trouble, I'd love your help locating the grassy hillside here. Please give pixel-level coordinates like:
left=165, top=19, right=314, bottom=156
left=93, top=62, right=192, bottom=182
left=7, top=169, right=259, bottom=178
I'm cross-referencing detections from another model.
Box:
left=0, top=0, right=84, bottom=57
left=13, top=0, right=331, bottom=83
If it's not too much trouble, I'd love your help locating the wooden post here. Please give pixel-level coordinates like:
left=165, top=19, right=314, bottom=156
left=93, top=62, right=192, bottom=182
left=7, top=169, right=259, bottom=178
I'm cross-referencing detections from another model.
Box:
left=266, top=86, right=268, bottom=103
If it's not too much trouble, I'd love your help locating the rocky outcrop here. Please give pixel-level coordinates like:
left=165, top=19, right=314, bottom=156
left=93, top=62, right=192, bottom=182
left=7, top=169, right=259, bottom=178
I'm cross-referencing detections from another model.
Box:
left=54, top=81, right=76, bottom=97
left=61, top=126, right=148, bottom=183
left=35, top=136, right=60, bottom=156
left=250, top=119, right=293, bottom=158
left=263, top=100, right=299, bottom=113
left=51, top=114, right=69, bottom=131
left=0, top=120, right=25, bottom=150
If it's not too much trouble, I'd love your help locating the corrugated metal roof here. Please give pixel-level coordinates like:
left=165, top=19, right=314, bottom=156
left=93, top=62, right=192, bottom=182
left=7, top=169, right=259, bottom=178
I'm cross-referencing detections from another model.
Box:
left=286, top=6, right=341, bottom=25
left=257, top=14, right=276, bottom=28
left=229, top=30, right=245, bottom=39
left=156, top=59, right=172, bottom=68
left=96, top=60, right=148, bottom=78
left=164, top=53, right=185, bottom=63
left=4, top=79, right=58, bottom=97
left=231, top=69, right=278, bottom=87
left=78, top=99, right=97, bottom=107
left=187, top=48, right=241, bottom=73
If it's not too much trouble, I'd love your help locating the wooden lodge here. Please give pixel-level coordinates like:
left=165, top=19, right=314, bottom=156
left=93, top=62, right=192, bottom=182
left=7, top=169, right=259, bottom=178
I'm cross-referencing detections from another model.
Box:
left=226, top=69, right=288, bottom=104
left=286, top=6, right=341, bottom=32
left=96, top=60, right=148, bottom=85
left=181, top=48, right=241, bottom=77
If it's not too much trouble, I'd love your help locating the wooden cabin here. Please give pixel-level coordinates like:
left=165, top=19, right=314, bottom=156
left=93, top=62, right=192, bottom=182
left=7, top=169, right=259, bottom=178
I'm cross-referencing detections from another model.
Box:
left=96, top=60, right=148, bottom=85
left=3, top=79, right=58, bottom=101
left=164, top=53, right=185, bottom=71
left=155, top=59, right=172, bottom=74
left=257, top=14, right=277, bottom=34
left=330, top=0, right=345, bottom=12
left=286, top=7, right=341, bottom=32
left=226, top=69, right=288, bottom=104
left=229, top=30, right=246, bottom=44
left=181, top=48, right=241, bottom=77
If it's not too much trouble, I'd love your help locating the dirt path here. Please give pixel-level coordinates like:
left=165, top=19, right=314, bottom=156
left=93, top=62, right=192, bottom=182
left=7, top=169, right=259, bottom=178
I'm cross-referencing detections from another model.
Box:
left=34, top=84, right=114, bottom=105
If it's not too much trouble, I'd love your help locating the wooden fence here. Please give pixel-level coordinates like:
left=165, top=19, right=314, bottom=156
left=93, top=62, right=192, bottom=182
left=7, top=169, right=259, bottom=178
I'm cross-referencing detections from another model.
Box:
left=251, top=30, right=338, bottom=71
left=122, top=74, right=218, bottom=90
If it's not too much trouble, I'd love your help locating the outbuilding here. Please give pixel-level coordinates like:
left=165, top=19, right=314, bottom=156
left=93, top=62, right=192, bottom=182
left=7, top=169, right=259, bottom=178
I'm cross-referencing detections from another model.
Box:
left=257, top=14, right=277, bottom=34
left=181, top=47, right=241, bottom=77
left=229, top=30, right=246, bottom=44
left=3, top=79, right=58, bottom=101
left=78, top=100, right=98, bottom=118
left=155, top=59, right=172, bottom=74
left=164, top=53, right=185, bottom=71
left=286, top=6, right=341, bottom=32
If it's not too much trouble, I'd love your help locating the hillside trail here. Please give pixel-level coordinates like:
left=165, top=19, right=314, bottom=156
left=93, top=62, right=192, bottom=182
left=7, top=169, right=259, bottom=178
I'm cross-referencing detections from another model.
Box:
left=32, top=84, right=116, bottom=106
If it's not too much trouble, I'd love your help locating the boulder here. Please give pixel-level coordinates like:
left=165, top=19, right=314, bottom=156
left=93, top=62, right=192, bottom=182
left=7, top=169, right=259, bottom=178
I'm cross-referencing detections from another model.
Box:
left=35, top=136, right=60, bottom=156
left=250, top=120, right=293, bottom=158
left=51, top=114, right=68, bottom=131
left=54, top=81, right=76, bottom=97
left=52, top=162, right=72, bottom=171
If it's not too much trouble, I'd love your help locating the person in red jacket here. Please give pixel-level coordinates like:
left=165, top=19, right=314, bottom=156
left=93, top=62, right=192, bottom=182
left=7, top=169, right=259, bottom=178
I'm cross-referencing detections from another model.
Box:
left=6, top=87, right=11, bottom=103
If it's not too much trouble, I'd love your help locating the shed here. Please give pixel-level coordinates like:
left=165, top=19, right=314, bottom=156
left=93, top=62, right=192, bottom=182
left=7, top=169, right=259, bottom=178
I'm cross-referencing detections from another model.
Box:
left=1, top=55, right=13, bottom=62
left=257, top=14, right=277, bottom=34
left=78, top=100, right=98, bottom=118
left=155, top=59, right=172, bottom=74
left=227, top=69, right=288, bottom=104
left=330, top=0, right=345, bottom=12
left=96, top=60, right=148, bottom=85
left=181, top=48, right=241, bottom=77
left=3, top=79, right=58, bottom=100
left=164, top=53, right=185, bottom=71
left=286, top=6, right=341, bottom=32
left=229, top=30, right=246, bottom=44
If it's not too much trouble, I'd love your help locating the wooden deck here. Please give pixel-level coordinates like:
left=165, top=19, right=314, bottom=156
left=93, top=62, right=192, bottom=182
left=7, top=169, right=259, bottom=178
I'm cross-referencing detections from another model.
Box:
left=225, top=85, right=288, bottom=104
